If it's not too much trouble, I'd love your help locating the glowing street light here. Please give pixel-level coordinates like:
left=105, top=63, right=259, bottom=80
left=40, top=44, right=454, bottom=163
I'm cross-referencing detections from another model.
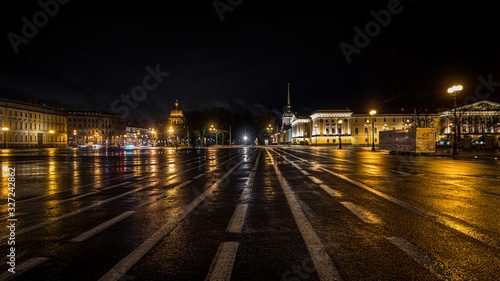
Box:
left=448, top=85, right=463, bottom=155
left=49, top=130, right=55, bottom=148
left=2, top=127, right=8, bottom=149
left=370, top=110, right=377, bottom=151
left=338, top=119, right=343, bottom=149
left=244, top=135, right=248, bottom=146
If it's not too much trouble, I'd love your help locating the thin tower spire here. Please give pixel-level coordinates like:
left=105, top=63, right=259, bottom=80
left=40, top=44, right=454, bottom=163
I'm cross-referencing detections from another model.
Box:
left=287, top=83, right=290, bottom=106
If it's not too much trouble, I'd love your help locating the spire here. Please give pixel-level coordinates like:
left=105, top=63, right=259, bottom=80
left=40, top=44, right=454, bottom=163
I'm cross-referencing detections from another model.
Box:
left=287, top=83, right=290, bottom=106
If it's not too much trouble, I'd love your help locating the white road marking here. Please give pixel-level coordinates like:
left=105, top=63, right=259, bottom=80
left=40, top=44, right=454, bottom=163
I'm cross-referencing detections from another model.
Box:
left=267, top=149, right=342, bottom=281
left=239, top=188, right=251, bottom=201
left=137, top=181, right=192, bottom=208
left=57, top=182, right=132, bottom=204
left=387, top=237, right=459, bottom=281
left=71, top=211, right=136, bottom=242
left=193, top=173, right=204, bottom=179
left=308, top=176, right=323, bottom=185
left=0, top=257, right=49, bottom=281
left=205, top=242, right=239, bottom=281
left=290, top=162, right=310, bottom=175
left=97, top=156, right=247, bottom=281
left=0, top=184, right=146, bottom=241
left=339, top=202, right=380, bottom=224
left=319, top=184, right=342, bottom=198
left=13, top=176, right=126, bottom=204
left=226, top=203, right=248, bottom=233
left=246, top=171, right=256, bottom=187
left=279, top=148, right=500, bottom=249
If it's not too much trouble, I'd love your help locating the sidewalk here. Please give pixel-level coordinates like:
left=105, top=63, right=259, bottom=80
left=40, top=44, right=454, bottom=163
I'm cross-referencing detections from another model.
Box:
left=433, top=148, right=500, bottom=160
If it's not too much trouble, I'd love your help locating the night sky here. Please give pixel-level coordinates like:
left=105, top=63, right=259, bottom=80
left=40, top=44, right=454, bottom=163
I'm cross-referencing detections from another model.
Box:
left=1, top=0, right=500, bottom=122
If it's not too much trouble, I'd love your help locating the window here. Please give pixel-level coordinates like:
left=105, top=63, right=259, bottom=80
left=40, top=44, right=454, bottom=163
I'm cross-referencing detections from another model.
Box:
left=365, top=128, right=368, bottom=134
left=393, top=117, right=396, bottom=122
left=15, top=111, right=17, bottom=116
left=375, top=127, right=378, bottom=133
left=374, top=117, right=377, bottom=122
left=383, top=117, right=387, bottom=122
left=355, top=117, right=358, bottom=122
left=355, top=128, right=359, bottom=135
left=402, top=117, right=405, bottom=122
left=355, top=138, right=358, bottom=143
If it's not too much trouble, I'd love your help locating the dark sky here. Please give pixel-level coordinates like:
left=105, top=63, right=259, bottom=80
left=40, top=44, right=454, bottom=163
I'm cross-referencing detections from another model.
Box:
left=1, top=0, right=500, bottom=122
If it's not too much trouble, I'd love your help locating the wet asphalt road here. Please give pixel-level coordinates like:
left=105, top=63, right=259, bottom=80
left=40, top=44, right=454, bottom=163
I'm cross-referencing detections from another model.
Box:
left=0, top=146, right=499, bottom=280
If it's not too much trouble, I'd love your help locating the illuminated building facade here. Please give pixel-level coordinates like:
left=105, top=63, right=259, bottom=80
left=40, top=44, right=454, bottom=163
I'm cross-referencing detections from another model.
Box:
left=438, top=100, right=500, bottom=148
left=0, top=98, right=67, bottom=148
left=290, top=115, right=311, bottom=144
left=309, top=110, right=353, bottom=145
left=67, top=110, right=127, bottom=146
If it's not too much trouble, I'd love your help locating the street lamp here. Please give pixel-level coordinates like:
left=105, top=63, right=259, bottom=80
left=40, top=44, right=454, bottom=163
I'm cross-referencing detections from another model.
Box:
left=266, top=124, right=273, bottom=145
left=49, top=130, right=55, bottom=147
left=151, top=129, right=156, bottom=146
left=209, top=125, right=218, bottom=145
left=2, top=127, right=9, bottom=149
left=370, top=110, right=377, bottom=151
left=244, top=135, right=248, bottom=146
left=338, top=119, right=343, bottom=149
left=314, top=124, right=318, bottom=146
left=168, top=127, right=174, bottom=146
left=448, top=85, right=462, bottom=155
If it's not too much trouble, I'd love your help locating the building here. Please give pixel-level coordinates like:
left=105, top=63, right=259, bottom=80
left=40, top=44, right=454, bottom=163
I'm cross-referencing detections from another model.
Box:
left=310, top=109, right=353, bottom=145
left=125, top=122, right=153, bottom=146
left=438, top=100, right=500, bottom=148
left=349, top=113, right=435, bottom=146
left=288, top=108, right=441, bottom=147
left=167, top=99, right=186, bottom=145
left=0, top=98, right=67, bottom=148
left=67, top=110, right=127, bottom=146
left=290, top=114, right=311, bottom=144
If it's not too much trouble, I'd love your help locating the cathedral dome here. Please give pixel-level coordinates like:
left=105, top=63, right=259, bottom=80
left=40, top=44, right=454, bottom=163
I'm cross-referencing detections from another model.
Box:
left=170, top=100, right=184, bottom=117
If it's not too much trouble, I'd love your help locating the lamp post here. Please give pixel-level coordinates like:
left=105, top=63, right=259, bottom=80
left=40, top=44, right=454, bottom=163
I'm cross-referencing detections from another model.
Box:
left=338, top=119, right=343, bottom=149
left=448, top=85, right=462, bottom=155
left=314, top=124, right=318, bottom=146
left=168, top=127, right=174, bottom=146
left=266, top=124, right=272, bottom=145
left=49, top=130, right=55, bottom=148
left=151, top=129, right=156, bottom=146
left=73, top=130, right=77, bottom=146
left=2, top=127, right=9, bottom=149
left=370, top=110, right=377, bottom=151
left=209, top=125, right=218, bottom=145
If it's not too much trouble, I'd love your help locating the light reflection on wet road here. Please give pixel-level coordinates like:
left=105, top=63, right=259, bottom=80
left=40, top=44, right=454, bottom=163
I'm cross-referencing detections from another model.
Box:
left=0, top=146, right=499, bottom=280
